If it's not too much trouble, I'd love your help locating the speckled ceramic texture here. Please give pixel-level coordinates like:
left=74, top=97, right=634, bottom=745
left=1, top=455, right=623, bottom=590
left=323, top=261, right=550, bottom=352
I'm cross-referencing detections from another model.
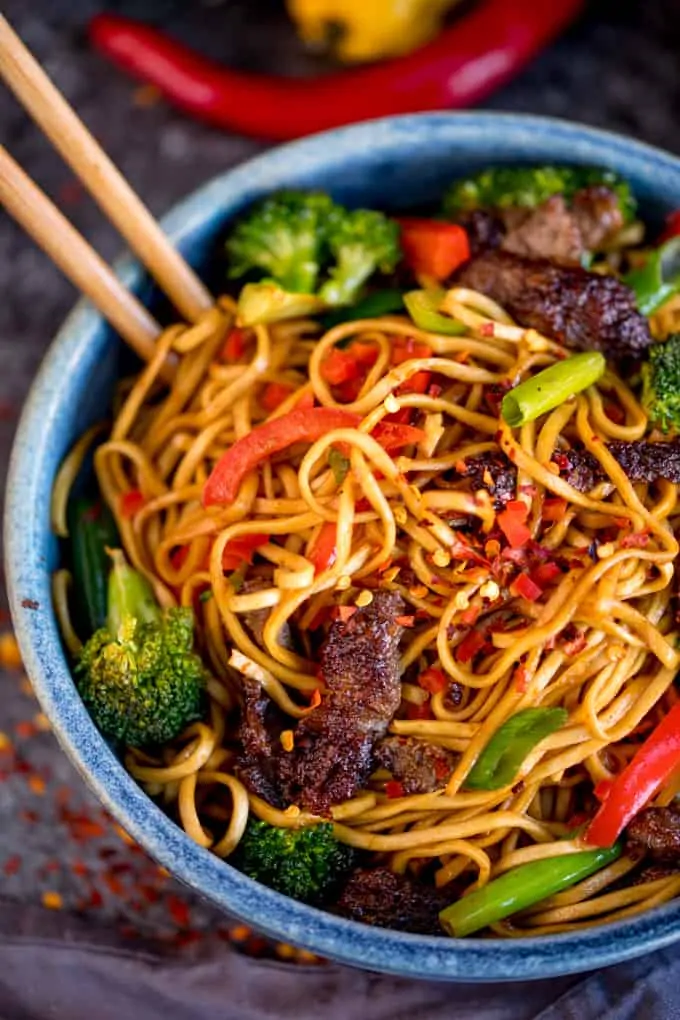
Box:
left=6, top=114, right=680, bottom=981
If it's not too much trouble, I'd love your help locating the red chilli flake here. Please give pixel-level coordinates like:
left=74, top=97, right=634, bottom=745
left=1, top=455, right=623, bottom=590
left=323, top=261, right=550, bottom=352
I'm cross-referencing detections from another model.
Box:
left=385, top=780, right=405, bottom=799
left=513, top=665, right=529, bottom=693
left=3, top=856, right=21, bottom=876
left=456, top=629, right=486, bottom=664
left=418, top=668, right=448, bottom=694
left=510, top=573, right=543, bottom=602
left=395, top=615, right=415, bottom=627
left=406, top=702, right=433, bottom=721
left=167, top=895, right=191, bottom=928
left=620, top=532, right=650, bottom=549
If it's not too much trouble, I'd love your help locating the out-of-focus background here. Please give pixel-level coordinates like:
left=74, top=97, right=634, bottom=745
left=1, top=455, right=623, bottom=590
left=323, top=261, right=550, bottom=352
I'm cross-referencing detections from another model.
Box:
left=0, top=0, right=678, bottom=959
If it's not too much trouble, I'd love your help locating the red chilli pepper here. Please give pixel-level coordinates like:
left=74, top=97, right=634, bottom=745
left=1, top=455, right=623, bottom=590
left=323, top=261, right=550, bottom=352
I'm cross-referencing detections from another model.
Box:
left=418, top=667, right=448, bottom=694
left=510, top=573, right=543, bottom=602
left=398, top=219, right=470, bottom=280
left=585, top=702, right=680, bottom=848
left=89, top=2, right=583, bottom=142
left=203, top=406, right=360, bottom=506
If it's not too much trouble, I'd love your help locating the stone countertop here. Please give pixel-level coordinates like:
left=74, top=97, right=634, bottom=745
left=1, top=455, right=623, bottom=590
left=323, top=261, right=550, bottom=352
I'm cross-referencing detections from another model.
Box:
left=0, top=0, right=678, bottom=946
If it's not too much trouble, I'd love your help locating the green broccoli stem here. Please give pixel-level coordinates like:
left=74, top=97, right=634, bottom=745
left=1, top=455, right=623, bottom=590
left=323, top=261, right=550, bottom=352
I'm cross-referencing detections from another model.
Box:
left=319, top=249, right=375, bottom=307
left=106, top=549, right=161, bottom=635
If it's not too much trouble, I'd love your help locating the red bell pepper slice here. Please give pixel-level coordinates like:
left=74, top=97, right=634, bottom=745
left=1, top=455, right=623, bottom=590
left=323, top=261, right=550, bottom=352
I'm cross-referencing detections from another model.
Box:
left=203, top=406, right=360, bottom=506
left=221, top=327, right=246, bottom=362
left=372, top=422, right=425, bottom=453
left=585, top=701, right=680, bottom=848
left=391, top=336, right=433, bottom=365
left=321, top=342, right=379, bottom=386
left=308, top=521, right=338, bottom=575
left=398, top=219, right=471, bottom=280
left=221, top=533, right=270, bottom=571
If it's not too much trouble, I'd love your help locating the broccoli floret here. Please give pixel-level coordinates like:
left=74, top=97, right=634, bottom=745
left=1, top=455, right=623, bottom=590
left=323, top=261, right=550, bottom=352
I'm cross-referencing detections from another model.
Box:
left=75, top=550, right=205, bottom=748
left=233, top=819, right=355, bottom=905
left=442, top=165, right=636, bottom=223
left=236, top=281, right=327, bottom=327
left=226, top=190, right=335, bottom=294
left=641, top=333, right=680, bottom=433
left=318, top=207, right=401, bottom=307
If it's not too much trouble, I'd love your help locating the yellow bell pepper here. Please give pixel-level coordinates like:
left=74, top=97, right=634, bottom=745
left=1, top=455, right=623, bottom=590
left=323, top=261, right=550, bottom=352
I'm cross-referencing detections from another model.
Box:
left=286, top=0, right=461, bottom=63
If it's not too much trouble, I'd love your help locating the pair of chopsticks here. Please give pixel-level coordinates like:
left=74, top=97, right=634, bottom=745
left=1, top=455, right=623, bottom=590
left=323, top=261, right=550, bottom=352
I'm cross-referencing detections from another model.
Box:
left=0, top=15, right=214, bottom=375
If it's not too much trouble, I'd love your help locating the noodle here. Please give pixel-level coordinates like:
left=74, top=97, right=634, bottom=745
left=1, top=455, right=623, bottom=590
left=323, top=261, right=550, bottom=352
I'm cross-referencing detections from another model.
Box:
left=55, top=272, right=680, bottom=938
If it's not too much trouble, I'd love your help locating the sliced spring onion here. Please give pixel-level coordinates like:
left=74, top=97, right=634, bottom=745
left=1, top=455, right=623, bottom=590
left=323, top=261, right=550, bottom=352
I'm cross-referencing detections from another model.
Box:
left=501, top=352, right=606, bottom=427
left=465, top=707, right=568, bottom=790
left=439, top=842, right=622, bottom=938
left=403, top=288, right=466, bottom=336
left=625, top=236, right=680, bottom=316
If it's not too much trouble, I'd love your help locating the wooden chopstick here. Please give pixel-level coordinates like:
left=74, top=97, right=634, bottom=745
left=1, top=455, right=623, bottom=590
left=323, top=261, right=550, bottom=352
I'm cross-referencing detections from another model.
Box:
left=0, top=14, right=213, bottom=324
left=0, top=145, right=176, bottom=379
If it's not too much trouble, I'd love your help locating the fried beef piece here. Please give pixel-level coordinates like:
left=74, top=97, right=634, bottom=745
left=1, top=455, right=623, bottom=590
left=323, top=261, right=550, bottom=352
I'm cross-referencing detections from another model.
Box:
left=571, top=185, right=625, bottom=251
left=627, top=805, right=680, bottom=864
left=453, top=209, right=504, bottom=256
left=457, top=450, right=517, bottom=508
left=456, top=249, right=652, bottom=360
left=559, top=438, right=680, bottom=492
left=237, top=678, right=287, bottom=808
left=500, top=196, right=583, bottom=265
left=335, top=867, right=449, bottom=935
left=375, top=736, right=457, bottom=794
left=456, top=187, right=623, bottom=265
left=236, top=591, right=405, bottom=816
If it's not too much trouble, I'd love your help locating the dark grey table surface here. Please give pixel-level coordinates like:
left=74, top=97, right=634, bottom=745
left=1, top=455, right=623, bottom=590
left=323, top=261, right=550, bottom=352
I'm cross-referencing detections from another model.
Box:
left=0, top=0, right=679, bottom=973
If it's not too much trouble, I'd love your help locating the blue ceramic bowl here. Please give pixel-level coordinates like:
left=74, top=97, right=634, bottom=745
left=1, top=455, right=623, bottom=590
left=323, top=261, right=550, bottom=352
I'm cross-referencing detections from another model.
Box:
left=6, top=113, right=680, bottom=981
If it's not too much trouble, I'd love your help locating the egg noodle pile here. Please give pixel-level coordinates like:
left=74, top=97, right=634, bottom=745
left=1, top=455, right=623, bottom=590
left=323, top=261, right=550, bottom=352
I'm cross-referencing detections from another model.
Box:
left=54, top=286, right=680, bottom=937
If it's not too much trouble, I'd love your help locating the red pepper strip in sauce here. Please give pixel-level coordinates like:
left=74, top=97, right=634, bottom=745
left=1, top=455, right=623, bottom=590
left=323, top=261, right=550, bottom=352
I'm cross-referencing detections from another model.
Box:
left=308, top=521, right=338, bottom=575
left=398, top=219, right=471, bottom=280
left=372, top=422, right=425, bottom=453
left=585, top=702, right=680, bottom=848
left=203, top=406, right=360, bottom=506
left=221, top=533, right=271, bottom=571
left=89, top=1, right=584, bottom=142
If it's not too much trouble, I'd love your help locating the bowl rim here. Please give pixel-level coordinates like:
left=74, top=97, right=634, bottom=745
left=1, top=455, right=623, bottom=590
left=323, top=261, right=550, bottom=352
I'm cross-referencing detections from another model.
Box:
left=6, top=111, right=680, bottom=982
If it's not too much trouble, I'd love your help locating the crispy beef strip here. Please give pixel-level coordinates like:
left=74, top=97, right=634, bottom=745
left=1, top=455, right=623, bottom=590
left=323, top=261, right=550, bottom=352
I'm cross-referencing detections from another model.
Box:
left=335, top=867, right=449, bottom=935
left=627, top=805, right=680, bottom=864
left=452, top=438, right=680, bottom=505
left=456, top=249, right=651, bottom=360
left=375, top=736, right=457, bottom=795
left=559, top=439, right=680, bottom=491
left=236, top=591, right=405, bottom=816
